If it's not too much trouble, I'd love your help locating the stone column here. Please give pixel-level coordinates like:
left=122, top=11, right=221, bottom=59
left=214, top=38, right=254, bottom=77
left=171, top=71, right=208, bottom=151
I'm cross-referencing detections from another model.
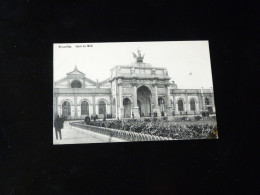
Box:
left=110, top=96, right=113, bottom=116
left=200, top=88, right=205, bottom=113
left=185, top=92, right=189, bottom=115
left=74, top=95, right=78, bottom=119
left=166, top=83, right=173, bottom=116
left=54, top=94, right=58, bottom=117
left=175, top=102, right=179, bottom=114
left=115, top=79, right=118, bottom=119
left=153, top=80, right=161, bottom=117
left=132, top=81, right=140, bottom=119
left=195, top=100, right=199, bottom=114
left=118, top=79, right=124, bottom=119
left=92, top=96, right=96, bottom=115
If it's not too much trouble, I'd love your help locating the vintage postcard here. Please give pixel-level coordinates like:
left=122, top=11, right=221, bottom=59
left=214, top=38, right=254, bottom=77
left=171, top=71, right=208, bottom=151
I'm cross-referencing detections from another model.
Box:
left=53, top=41, right=218, bottom=145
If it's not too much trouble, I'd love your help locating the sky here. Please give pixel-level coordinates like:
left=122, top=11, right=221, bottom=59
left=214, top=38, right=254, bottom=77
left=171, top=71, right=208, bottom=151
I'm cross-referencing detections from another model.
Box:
left=53, top=41, right=214, bottom=89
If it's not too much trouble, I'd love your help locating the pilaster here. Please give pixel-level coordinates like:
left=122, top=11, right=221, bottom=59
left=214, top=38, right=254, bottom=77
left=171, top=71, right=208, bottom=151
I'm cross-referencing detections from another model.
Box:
left=118, top=79, right=124, bottom=119
left=132, top=80, right=140, bottom=119
left=166, top=83, right=173, bottom=116
left=152, top=80, right=161, bottom=116
left=74, top=95, right=78, bottom=118
left=92, top=96, right=96, bottom=115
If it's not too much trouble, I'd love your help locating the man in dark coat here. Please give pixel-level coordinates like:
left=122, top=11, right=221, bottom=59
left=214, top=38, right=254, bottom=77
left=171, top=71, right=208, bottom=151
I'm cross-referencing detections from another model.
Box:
left=54, top=115, right=63, bottom=140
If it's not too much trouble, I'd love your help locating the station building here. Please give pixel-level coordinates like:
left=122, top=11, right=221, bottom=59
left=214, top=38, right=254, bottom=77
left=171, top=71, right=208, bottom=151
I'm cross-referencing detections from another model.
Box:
left=53, top=52, right=215, bottom=119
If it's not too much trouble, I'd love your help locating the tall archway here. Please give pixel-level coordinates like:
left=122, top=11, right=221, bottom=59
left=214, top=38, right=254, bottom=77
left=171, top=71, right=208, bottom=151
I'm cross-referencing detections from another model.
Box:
left=123, top=98, right=131, bottom=118
left=98, top=100, right=106, bottom=115
left=137, top=86, right=151, bottom=117
left=158, top=97, right=165, bottom=113
left=62, top=101, right=71, bottom=116
left=178, top=99, right=184, bottom=112
left=190, top=99, right=196, bottom=111
left=81, top=101, right=89, bottom=115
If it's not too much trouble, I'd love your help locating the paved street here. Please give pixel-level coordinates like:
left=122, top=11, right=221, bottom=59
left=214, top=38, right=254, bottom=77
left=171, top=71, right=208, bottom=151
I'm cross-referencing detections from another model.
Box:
left=53, top=121, right=126, bottom=145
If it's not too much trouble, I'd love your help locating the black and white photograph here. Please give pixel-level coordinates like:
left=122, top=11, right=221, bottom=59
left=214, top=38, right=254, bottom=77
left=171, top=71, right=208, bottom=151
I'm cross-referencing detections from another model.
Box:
left=2, top=1, right=259, bottom=194
left=53, top=41, right=218, bottom=144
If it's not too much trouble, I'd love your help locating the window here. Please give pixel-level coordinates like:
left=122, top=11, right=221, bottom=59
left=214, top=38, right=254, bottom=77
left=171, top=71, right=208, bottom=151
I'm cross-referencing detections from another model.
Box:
left=71, top=80, right=82, bottom=88
left=205, top=98, right=210, bottom=105
left=99, top=100, right=106, bottom=114
left=62, top=101, right=71, bottom=116
left=178, top=100, right=184, bottom=111
left=81, top=101, right=89, bottom=115
left=190, top=99, right=196, bottom=111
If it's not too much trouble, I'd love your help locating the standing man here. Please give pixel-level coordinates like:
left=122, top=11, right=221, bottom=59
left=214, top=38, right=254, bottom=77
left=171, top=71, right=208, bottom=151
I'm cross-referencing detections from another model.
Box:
left=54, top=115, right=63, bottom=140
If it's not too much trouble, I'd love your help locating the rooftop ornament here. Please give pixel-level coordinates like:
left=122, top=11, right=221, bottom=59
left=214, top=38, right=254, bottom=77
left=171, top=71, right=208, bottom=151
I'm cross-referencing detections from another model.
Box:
left=132, top=48, right=145, bottom=63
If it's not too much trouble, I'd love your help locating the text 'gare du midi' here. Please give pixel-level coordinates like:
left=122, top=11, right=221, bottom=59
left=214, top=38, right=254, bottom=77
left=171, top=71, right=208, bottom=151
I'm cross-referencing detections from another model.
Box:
left=53, top=50, right=216, bottom=120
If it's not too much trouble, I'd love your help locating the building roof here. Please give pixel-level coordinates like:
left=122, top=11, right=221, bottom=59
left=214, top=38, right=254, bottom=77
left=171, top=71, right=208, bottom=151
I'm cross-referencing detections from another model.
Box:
left=66, top=66, right=85, bottom=75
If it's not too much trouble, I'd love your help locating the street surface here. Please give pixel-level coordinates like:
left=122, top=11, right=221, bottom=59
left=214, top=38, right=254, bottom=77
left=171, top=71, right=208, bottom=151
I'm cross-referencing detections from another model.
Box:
left=53, top=121, right=126, bottom=145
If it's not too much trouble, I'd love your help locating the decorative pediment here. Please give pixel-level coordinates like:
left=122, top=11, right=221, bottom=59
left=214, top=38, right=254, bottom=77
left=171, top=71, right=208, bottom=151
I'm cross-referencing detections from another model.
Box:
left=67, top=66, right=85, bottom=76
left=54, top=67, right=111, bottom=89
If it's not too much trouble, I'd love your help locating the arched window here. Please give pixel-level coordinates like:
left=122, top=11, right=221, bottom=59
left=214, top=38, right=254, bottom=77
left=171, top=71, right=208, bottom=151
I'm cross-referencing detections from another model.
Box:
left=113, top=98, right=116, bottom=105
left=81, top=101, right=89, bottom=115
left=62, top=101, right=71, bottom=116
left=71, top=80, right=82, bottom=88
left=205, top=98, right=210, bottom=105
left=190, top=99, right=196, bottom=111
left=178, top=100, right=184, bottom=111
left=170, top=99, right=173, bottom=106
left=99, top=100, right=106, bottom=114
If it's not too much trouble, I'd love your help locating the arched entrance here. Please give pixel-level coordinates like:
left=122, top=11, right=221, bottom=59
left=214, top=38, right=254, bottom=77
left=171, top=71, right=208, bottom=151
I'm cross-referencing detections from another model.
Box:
left=81, top=101, right=89, bottom=115
left=178, top=99, right=184, bottom=114
left=123, top=98, right=131, bottom=118
left=158, top=97, right=165, bottom=114
left=62, top=101, right=71, bottom=117
left=98, top=100, right=106, bottom=115
left=137, top=86, right=152, bottom=117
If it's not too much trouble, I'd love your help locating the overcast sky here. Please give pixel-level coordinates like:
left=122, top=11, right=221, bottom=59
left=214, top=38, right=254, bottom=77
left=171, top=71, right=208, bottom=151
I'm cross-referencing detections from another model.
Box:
left=53, top=41, right=214, bottom=89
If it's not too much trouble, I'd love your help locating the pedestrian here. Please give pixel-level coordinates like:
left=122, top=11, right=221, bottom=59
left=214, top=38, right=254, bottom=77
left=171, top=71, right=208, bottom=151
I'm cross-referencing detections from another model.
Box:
left=54, top=115, right=63, bottom=140
left=161, top=111, right=165, bottom=116
left=85, top=116, right=90, bottom=124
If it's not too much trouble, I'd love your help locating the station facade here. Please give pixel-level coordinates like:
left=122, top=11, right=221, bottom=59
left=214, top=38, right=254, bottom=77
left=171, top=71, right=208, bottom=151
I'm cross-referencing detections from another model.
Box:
left=53, top=52, right=215, bottom=119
